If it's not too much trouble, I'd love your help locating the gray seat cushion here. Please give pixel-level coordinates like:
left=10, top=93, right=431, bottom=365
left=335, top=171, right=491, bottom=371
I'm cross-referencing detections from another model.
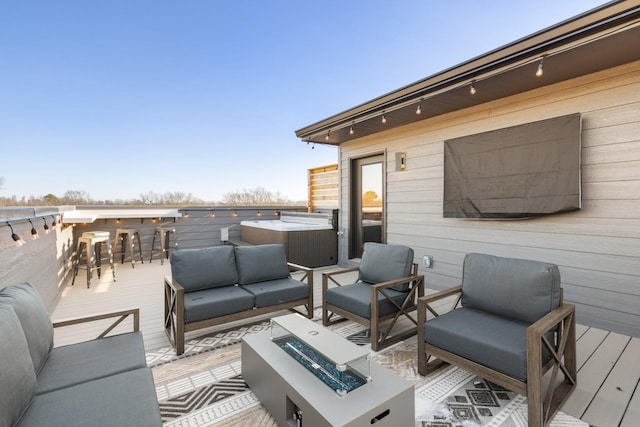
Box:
left=235, top=244, right=290, bottom=285
left=17, top=368, right=162, bottom=427
left=183, top=286, right=255, bottom=323
left=171, top=246, right=238, bottom=292
left=0, top=282, right=54, bottom=374
left=358, top=243, right=414, bottom=291
left=36, top=331, right=147, bottom=394
left=423, top=307, right=553, bottom=381
left=461, top=253, right=561, bottom=324
left=0, top=305, right=37, bottom=427
left=325, top=282, right=409, bottom=319
left=240, top=278, right=309, bottom=308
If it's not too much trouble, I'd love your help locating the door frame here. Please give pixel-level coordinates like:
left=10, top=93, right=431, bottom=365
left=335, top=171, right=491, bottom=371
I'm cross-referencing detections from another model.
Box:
left=349, top=151, right=386, bottom=259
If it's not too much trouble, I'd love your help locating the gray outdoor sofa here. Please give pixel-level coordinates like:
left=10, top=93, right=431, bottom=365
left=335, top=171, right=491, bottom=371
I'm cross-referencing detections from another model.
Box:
left=0, top=282, right=162, bottom=427
left=164, top=243, right=314, bottom=355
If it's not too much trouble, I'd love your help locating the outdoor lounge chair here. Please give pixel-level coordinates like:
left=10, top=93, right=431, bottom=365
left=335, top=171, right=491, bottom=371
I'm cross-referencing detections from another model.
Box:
left=417, top=253, right=577, bottom=427
left=322, top=242, right=424, bottom=351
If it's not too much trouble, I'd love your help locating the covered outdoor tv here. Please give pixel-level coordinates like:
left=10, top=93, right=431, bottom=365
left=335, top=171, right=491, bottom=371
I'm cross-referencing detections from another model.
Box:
left=443, top=113, right=581, bottom=219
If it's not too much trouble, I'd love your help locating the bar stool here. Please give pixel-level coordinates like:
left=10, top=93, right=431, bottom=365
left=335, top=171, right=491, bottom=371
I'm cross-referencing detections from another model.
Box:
left=72, top=231, right=116, bottom=288
left=149, top=227, right=177, bottom=265
left=113, top=228, right=144, bottom=268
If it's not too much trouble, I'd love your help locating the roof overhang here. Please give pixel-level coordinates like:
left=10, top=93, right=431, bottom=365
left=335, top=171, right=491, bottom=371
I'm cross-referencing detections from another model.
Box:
left=295, top=0, right=640, bottom=145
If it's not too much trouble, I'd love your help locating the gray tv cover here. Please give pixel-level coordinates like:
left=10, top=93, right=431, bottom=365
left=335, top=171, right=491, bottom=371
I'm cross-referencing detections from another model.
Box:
left=444, top=113, right=581, bottom=219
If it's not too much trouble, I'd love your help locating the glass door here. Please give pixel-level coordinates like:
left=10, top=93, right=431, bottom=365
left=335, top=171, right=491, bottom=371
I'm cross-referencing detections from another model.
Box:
left=350, top=154, right=384, bottom=259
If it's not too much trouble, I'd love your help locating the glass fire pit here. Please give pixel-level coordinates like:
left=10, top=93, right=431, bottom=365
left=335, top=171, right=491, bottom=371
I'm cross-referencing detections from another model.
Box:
left=270, top=314, right=371, bottom=396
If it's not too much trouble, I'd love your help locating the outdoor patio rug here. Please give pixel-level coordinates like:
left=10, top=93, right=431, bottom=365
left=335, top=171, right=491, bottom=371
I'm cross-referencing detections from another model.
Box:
left=148, top=320, right=588, bottom=427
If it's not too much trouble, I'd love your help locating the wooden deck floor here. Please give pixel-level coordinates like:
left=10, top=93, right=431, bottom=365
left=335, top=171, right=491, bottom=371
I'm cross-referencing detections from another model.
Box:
left=50, top=261, right=639, bottom=426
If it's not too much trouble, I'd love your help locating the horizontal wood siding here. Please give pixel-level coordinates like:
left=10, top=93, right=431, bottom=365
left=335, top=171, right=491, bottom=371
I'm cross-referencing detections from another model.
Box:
left=338, top=60, right=640, bottom=337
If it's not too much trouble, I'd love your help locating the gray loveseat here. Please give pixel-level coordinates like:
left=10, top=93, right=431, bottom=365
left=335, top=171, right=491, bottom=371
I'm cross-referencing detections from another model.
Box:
left=164, top=243, right=314, bottom=355
left=0, top=282, right=162, bottom=427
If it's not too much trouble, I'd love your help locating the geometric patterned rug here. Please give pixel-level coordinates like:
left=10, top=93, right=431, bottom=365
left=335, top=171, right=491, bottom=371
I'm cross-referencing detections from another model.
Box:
left=147, top=318, right=588, bottom=427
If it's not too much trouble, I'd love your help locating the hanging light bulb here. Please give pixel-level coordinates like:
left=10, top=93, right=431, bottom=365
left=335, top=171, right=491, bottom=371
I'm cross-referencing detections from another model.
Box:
left=469, top=81, right=477, bottom=95
left=536, top=57, right=545, bottom=77
left=349, top=122, right=354, bottom=135
left=8, top=223, right=25, bottom=246
left=416, top=100, right=422, bottom=115
left=51, top=215, right=58, bottom=230
left=325, top=130, right=330, bottom=141
left=42, top=217, right=50, bottom=234
left=28, top=219, right=39, bottom=239
left=381, top=113, right=387, bottom=124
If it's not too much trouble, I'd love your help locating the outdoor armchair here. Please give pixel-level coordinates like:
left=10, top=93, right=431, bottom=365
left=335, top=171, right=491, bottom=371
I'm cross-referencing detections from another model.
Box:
left=417, top=253, right=577, bottom=427
left=322, top=242, right=424, bottom=351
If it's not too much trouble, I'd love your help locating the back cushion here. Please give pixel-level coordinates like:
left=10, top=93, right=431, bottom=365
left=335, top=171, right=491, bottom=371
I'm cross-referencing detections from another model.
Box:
left=461, top=253, right=561, bottom=324
left=358, top=242, right=414, bottom=291
left=0, top=305, right=37, bottom=427
left=170, top=246, right=238, bottom=292
left=235, top=244, right=290, bottom=285
left=0, top=282, right=54, bottom=374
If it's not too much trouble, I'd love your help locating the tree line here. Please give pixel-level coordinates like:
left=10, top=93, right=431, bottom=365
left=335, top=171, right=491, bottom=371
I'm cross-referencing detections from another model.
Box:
left=0, top=184, right=304, bottom=207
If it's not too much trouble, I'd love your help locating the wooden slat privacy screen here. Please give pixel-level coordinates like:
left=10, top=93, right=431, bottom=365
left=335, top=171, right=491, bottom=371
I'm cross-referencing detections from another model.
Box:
left=308, top=164, right=339, bottom=211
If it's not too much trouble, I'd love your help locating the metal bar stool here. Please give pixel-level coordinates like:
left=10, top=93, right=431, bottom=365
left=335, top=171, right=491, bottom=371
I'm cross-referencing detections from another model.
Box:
left=72, top=231, right=116, bottom=288
left=113, top=228, right=144, bottom=268
left=149, top=227, right=177, bottom=265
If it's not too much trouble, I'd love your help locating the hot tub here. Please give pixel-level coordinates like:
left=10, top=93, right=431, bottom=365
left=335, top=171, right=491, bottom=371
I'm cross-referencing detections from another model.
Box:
left=241, top=211, right=337, bottom=267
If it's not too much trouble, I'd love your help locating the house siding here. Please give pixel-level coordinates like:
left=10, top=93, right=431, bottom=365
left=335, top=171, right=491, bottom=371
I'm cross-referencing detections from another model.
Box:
left=337, top=60, right=640, bottom=337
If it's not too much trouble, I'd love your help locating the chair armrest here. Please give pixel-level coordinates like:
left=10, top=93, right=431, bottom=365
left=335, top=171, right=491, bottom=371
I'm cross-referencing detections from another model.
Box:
left=417, top=285, right=462, bottom=326
left=526, top=303, right=577, bottom=398
left=53, top=308, right=140, bottom=338
left=528, top=303, right=575, bottom=337
left=370, top=274, right=425, bottom=291
left=288, top=262, right=311, bottom=274
left=288, top=262, right=314, bottom=288
left=164, top=275, right=185, bottom=293
left=323, top=266, right=360, bottom=278
left=322, top=266, right=360, bottom=292
left=418, top=285, right=462, bottom=305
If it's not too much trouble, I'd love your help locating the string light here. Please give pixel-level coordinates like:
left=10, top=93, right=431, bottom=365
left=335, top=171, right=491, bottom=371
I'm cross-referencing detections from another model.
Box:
left=536, top=56, right=545, bottom=77
left=381, top=113, right=387, bottom=124
left=349, top=123, right=354, bottom=135
left=42, top=217, right=50, bottom=234
left=469, top=81, right=477, bottom=95
left=28, top=219, right=39, bottom=239
left=8, top=223, right=25, bottom=246
left=51, top=215, right=58, bottom=230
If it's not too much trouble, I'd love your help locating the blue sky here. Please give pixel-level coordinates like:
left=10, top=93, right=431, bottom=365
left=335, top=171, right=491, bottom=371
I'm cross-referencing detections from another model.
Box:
left=0, top=1, right=608, bottom=202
